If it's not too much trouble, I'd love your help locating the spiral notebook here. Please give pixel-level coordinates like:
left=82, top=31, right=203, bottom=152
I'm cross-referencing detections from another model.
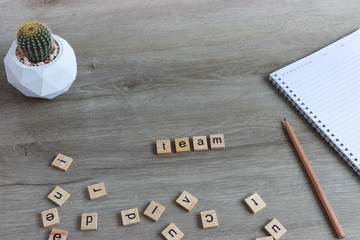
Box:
left=270, top=29, right=360, bottom=175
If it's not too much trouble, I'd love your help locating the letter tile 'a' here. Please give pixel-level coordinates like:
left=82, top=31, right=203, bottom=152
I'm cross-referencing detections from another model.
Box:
left=175, top=190, right=198, bottom=212
left=161, top=223, right=184, bottom=240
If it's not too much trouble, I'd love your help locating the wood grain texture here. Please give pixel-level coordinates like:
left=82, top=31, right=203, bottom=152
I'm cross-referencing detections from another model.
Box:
left=1, top=1, right=360, bottom=239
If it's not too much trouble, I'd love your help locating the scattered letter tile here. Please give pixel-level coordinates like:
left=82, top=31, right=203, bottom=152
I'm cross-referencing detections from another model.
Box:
left=156, top=139, right=172, bottom=155
left=264, top=219, right=287, bottom=240
left=88, top=182, right=107, bottom=200
left=209, top=133, right=225, bottom=150
left=192, top=136, right=208, bottom=151
left=175, top=190, right=198, bottom=212
left=48, top=228, right=68, bottom=240
left=48, top=186, right=71, bottom=207
left=41, top=208, right=60, bottom=228
left=255, top=237, right=274, bottom=240
left=51, top=153, right=73, bottom=171
left=174, top=137, right=191, bottom=153
left=200, top=210, right=219, bottom=229
left=244, top=192, right=266, bottom=214
left=161, top=223, right=184, bottom=240
left=121, top=208, right=140, bottom=226
left=81, top=213, right=98, bottom=231
left=144, top=200, right=166, bottom=222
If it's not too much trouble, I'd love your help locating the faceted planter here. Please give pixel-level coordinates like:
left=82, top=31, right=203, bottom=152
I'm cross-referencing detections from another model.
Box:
left=3, top=35, right=77, bottom=99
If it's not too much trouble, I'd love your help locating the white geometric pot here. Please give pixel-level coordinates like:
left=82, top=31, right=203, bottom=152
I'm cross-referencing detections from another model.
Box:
left=3, top=35, right=77, bottom=99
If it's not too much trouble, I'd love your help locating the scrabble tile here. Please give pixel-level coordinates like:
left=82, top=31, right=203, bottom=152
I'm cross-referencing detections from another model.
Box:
left=156, top=139, right=172, bottom=155
left=48, top=228, right=68, bottom=240
left=255, top=237, right=274, bottom=240
left=48, top=186, right=70, bottom=207
left=264, top=219, right=287, bottom=240
left=209, top=133, right=225, bottom=150
left=121, top=208, right=140, bottom=226
left=51, top=153, right=73, bottom=172
left=200, top=210, right=219, bottom=229
left=175, top=190, right=198, bottom=212
left=81, top=213, right=98, bottom=231
left=192, top=136, right=208, bottom=151
left=88, top=182, right=107, bottom=200
left=174, top=137, right=191, bottom=153
left=41, top=208, right=60, bottom=228
left=161, top=223, right=184, bottom=240
left=244, top=192, right=266, bottom=214
left=144, top=200, right=166, bottom=222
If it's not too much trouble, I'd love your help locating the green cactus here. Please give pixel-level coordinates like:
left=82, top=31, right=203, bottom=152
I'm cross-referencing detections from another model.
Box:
left=16, top=20, right=53, bottom=63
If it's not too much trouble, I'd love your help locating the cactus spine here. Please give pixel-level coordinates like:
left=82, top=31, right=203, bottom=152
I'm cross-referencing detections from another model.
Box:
left=16, top=21, right=53, bottom=63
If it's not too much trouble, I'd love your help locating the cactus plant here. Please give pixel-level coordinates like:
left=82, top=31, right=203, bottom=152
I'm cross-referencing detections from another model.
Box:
left=16, top=20, right=53, bottom=63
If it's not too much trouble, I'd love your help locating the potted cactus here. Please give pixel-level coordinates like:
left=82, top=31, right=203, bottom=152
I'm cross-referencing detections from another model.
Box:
left=3, top=20, right=77, bottom=99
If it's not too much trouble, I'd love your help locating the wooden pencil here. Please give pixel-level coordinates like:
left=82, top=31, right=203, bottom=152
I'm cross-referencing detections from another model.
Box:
left=284, top=119, right=345, bottom=239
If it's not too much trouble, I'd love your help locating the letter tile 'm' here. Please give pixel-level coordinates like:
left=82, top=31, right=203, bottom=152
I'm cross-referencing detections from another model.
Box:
left=244, top=192, right=266, bottom=214
left=88, top=182, right=107, bottom=200
left=264, top=219, right=287, bottom=240
left=81, top=213, right=98, bottom=231
left=144, top=200, right=166, bottom=222
left=175, top=190, right=198, bottom=212
left=41, top=208, right=60, bottom=228
left=192, top=136, right=208, bottom=151
left=209, top=134, right=225, bottom=150
left=174, top=138, right=191, bottom=153
left=51, top=153, right=73, bottom=172
left=156, top=139, right=172, bottom=155
left=255, top=237, right=274, bottom=240
left=161, top=223, right=184, bottom=240
left=48, top=228, right=68, bottom=240
left=48, top=186, right=71, bottom=207
left=200, top=210, right=219, bottom=229
left=121, top=208, right=140, bottom=226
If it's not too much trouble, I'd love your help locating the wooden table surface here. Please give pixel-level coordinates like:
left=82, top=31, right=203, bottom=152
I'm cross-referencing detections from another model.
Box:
left=1, top=1, right=360, bottom=239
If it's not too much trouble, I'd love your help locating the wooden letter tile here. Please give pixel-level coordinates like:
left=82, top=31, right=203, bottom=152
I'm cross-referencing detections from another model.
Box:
left=175, top=190, right=198, bottom=212
left=81, top=213, right=98, bottom=231
left=209, top=134, right=225, bottom=150
left=244, top=192, right=266, bottom=214
left=48, top=228, right=68, bottom=240
left=192, top=136, right=208, bottom=151
left=174, top=138, right=191, bottom=153
left=264, top=219, right=287, bottom=240
left=48, top=186, right=70, bottom=207
left=121, top=208, right=140, bottom=226
left=200, top=210, right=219, bottom=229
left=88, top=182, right=107, bottom=200
left=144, top=200, right=166, bottom=222
left=41, top=208, right=60, bottom=228
left=156, top=139, right=172, bottom=155
left=255, top=237, right=274, bottom=240
left=161, top=223, right=184, bottom=240
left=51, top=153, right=73, bottom=172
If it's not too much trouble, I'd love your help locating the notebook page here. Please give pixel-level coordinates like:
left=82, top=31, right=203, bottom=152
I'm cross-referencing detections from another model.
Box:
left=270, top=29, right=360, bottom=172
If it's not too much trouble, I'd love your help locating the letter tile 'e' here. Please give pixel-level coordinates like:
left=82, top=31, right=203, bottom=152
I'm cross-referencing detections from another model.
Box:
left=48, top=228, right=68, bottom=240
left=209, top=134, right=225, bottom=150
left=88, top=182, right=107, bottom=200
left=174, top=138, right=191, bottom=153
left=192, top=136, right=208, bottom=151
left=48, top=186, right=70, bottom=207
left=161, top=223, right=184, bottom=240
left=264, top=218, right=287, bottom=240
left=144, top=200, right=166, bottom=222
left=200, top=210, right=219, bottom=229
left=175, top=190, right=198, bottom=212
left=244, top=192, right=266, bottom=214
left=41, top=208, right=60, bottom=228
left=81, top=213, right=98, bottom=231
left=51, top=153, right=73, bottom=171
left=121, top=208, right=140, bottom=226
left=156, top=139, right=172, bottom=155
